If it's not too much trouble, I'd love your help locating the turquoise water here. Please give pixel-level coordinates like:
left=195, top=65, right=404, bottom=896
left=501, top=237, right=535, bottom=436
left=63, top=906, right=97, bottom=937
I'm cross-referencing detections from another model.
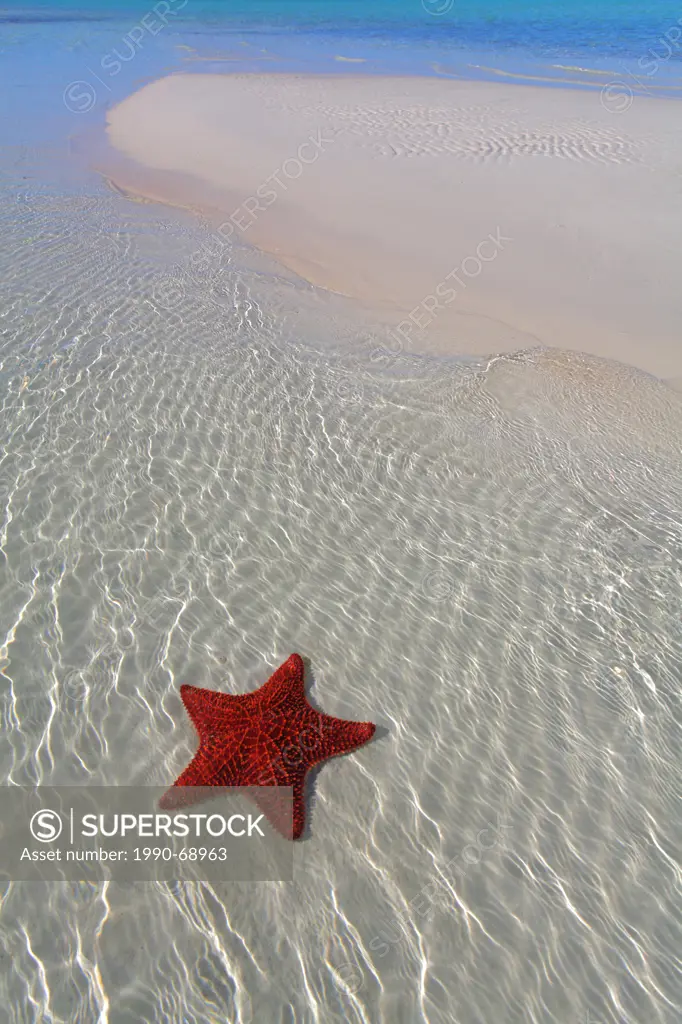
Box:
left=4, top=0, right=682, bottom=57
left=3, top=0, right=682, bottom=99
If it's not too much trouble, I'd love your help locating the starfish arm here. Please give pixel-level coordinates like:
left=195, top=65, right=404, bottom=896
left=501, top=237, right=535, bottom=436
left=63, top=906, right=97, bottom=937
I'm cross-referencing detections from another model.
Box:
left=158, top=747, right=240, bottom=809
left=312, top=715, right=376, bottom=764
left=249, top=775, right=305, bottom=842
left=257, top=653, right=306, bottom=708
left=179, top=684, right=245, bottom=741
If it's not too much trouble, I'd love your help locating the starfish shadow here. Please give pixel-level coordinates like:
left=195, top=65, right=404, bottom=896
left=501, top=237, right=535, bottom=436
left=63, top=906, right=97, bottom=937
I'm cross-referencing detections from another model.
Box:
left=298, top=655, right=387, bottom=843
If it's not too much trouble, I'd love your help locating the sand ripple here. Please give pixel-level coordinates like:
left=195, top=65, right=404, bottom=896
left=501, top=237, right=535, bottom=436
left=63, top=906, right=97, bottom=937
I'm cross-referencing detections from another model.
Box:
left=310, top=103, right=640, bottom=164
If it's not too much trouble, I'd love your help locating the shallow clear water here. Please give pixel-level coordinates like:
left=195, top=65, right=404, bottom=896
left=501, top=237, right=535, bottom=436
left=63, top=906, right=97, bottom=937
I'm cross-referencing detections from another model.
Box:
left=0, top=137, right=681, bottom=1022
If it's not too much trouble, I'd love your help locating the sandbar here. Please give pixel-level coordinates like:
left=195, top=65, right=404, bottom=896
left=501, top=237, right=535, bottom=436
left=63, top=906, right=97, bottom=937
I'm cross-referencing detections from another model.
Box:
left=102, top=73, right=682, bottom=379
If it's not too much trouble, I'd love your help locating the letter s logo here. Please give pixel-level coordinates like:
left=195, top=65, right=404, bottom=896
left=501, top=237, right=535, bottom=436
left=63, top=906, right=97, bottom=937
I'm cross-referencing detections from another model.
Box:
left=30, top=809, right=63, bottom=842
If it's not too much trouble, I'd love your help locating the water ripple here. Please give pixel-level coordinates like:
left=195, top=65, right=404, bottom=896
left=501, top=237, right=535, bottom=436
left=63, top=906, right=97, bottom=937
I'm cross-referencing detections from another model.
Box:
left=0, top=172, right=680, bottom=1023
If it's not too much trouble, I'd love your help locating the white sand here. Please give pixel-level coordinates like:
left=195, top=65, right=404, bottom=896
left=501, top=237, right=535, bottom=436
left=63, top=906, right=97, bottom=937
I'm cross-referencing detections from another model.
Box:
left=103, top=73, right=682, bottom=378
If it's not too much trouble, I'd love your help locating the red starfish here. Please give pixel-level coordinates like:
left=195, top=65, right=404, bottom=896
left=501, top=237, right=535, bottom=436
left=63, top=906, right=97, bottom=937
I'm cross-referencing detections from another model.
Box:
left=159, top=654, right=376, bottom=839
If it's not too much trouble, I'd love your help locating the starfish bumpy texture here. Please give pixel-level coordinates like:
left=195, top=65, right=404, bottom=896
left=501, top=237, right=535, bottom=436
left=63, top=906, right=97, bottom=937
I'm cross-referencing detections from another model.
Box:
left=159, top=654, right=376, bottom=839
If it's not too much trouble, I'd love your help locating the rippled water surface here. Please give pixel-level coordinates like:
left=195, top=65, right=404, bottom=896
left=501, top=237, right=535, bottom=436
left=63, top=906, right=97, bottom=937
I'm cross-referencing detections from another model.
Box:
left=0, top=148, right=681, bottom=1023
